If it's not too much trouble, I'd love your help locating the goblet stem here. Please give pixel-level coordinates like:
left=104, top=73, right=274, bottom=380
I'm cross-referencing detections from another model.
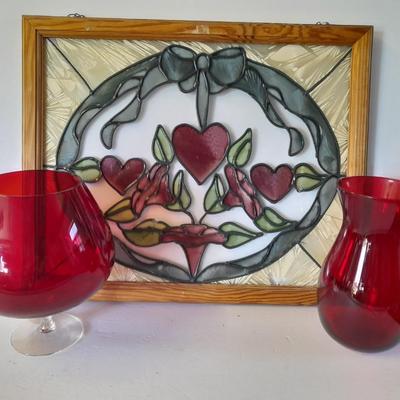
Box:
left=10, top=313, right=84, bottom=356
left=40, top=316, right=56, bottom=333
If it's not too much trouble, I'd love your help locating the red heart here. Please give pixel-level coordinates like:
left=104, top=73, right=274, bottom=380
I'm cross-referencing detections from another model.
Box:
left=251, top=164, right=293, bottom=203
left=101, top=156, right=145, bottom=195
left=172, top=124, right=230, bottom=184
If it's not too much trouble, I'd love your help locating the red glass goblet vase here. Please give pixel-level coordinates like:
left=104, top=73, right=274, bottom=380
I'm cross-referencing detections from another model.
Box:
left=318, top=176, right=400, bottom=352
left=0, top=170, right=114, bottom=355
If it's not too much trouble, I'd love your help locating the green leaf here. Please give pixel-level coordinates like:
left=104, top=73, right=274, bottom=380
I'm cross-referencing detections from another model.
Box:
left=167, top=171, right=191, bottom=210
left=152, top=125, right=174, bottom=164
left=105, top=198, right=136, bottom=223
left=295, top=176, right=323, bottom=192
left=294, top=163, right=326, bottom=192
left=70, top=157, right=101, bottom=182
left=204, top=175, right=226, bottom=213
left=294, top=164, right=320, bottom=176
left=227, top=129, right=252, bottom=167
left=123, top=219, right=169, bottom=247
left=219, top=222, right=262, bottom=248
left=166, top=202, right=182, bottom=211
left=255, top=208, right=295, bottom=233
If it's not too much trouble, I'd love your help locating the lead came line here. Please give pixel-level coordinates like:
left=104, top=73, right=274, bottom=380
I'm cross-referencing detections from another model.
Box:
left=47, top=39, right=93, bottom=93
left=299, top=243, right=323, bottom=269
left=306, top=48, right=352, bottom=94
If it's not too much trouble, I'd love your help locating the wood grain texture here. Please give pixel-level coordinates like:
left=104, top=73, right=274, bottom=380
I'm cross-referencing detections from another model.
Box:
left=347, top=27, right=373, bottom=176
left=23, top=17, right=43, bottom=169
left=92, top=282, right=317, bottom=305
left=22, top=16, right=371, bottom=44
left=22, top=16, right=373, bottom=304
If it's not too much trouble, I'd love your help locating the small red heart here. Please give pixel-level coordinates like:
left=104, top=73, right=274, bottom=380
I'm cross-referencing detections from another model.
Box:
left=172, top=123, right=230, bottom=184
left=101, top=156, right=145, bottom=195
left=251, top=164, right=293, bottom=203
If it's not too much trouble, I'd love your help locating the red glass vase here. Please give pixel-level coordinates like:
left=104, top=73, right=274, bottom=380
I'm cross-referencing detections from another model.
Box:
left=318, top=176, right=400, bottom=351
left=0, top=170, right=114, bottom=355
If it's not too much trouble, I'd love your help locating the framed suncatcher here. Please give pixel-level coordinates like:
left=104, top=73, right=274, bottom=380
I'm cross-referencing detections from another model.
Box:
left=23, top=16, right=372, bottom=304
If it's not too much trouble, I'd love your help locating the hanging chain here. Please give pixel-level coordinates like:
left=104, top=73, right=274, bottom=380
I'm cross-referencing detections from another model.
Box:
left=67, top=13, right=86, bottom=18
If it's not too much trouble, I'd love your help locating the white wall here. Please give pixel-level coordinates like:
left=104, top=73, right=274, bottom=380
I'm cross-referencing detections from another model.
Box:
left=0, top=0, right=399, bottom=176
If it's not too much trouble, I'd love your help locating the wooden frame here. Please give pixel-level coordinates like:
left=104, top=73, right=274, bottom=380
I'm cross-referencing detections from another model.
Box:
left=22, top=16, right=373, bottom=305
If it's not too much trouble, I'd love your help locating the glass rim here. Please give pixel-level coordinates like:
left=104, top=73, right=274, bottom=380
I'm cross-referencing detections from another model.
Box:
left=0, top=169, right=83, bottom=198
left=338, top=175, right=400, bottom=202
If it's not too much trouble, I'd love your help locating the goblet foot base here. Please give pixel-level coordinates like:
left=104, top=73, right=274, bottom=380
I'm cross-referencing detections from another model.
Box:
left=10, top=313, right=84, bottom=356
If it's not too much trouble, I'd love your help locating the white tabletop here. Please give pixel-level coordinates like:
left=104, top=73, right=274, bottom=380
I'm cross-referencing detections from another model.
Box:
left=0, top=301, right=399, bottom=400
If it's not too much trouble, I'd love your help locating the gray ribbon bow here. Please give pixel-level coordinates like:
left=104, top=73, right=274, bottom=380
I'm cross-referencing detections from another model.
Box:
left=160, top=45, right=246, bottom=128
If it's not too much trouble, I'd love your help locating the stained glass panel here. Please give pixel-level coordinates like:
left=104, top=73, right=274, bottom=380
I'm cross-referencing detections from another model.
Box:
left=44, top=38, right=351, bottom=286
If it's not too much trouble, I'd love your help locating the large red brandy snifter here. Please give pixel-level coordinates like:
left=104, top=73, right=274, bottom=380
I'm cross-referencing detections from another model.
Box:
left=0, top=170, right=114, bottom=355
